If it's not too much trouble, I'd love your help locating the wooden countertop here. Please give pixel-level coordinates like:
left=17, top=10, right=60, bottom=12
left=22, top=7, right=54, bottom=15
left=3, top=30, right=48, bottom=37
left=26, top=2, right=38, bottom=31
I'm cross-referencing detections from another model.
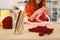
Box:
left=0, top=22, right=60, bottom=40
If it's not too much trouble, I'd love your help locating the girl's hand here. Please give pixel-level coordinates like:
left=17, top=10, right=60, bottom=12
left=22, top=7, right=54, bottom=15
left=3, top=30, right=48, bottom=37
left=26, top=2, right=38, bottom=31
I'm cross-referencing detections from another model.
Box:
left=34, top=7, right=46, bottom=15
left=36, top=15, right=42, bottom=22
left=29, top=7, right=46, bottom=20
left=45, top=7, right=50, bottom=15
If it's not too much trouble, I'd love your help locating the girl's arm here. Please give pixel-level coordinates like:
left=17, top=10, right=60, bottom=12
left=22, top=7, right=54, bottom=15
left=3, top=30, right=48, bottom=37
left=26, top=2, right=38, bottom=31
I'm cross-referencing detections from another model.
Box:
left=30, top=7, right=46, bottom=20
left=35, top=7, right=50, bottom=22
left=36, top=15, right=42, bottom=22
left=45, top=7, right=50, bottom=15
left=45, top=7, right=50, bottom=22
left=44, top=12, right=50, bottom=22
left=36, top=11, right=50, bottom=22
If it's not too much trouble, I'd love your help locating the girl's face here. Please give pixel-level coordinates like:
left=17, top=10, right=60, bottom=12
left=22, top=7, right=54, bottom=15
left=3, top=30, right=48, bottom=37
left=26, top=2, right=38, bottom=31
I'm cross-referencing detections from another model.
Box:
left=35, top=0, right=41, bottom=4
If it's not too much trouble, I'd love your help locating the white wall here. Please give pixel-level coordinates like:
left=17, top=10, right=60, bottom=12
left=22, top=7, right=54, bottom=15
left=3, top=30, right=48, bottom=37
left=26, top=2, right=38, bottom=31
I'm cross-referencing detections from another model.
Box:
left=0, top=0, right=25, bottom=9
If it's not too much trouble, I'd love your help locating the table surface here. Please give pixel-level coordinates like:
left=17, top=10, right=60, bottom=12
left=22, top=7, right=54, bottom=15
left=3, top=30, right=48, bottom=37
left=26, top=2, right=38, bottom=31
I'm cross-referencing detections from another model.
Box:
left=0, top=22, right=60, bottom=40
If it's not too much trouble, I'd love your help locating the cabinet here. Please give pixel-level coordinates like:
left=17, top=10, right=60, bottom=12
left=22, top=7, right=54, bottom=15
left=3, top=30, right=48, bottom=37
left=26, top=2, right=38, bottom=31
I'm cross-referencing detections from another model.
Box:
left=46, top=0, right=60, bottom=22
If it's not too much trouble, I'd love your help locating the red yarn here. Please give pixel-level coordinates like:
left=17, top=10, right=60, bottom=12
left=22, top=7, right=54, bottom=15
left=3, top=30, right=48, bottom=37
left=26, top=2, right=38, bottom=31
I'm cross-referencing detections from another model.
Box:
left=2, top=16, right=12, bottom=29
left=28, top=26, right=54, bottom=36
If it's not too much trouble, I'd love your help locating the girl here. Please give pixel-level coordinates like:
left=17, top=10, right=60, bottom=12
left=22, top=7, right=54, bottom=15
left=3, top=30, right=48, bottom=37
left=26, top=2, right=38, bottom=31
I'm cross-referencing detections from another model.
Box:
left=25, top=0, right=50, bottom=22
left=35, top=0, right=50, bottom=22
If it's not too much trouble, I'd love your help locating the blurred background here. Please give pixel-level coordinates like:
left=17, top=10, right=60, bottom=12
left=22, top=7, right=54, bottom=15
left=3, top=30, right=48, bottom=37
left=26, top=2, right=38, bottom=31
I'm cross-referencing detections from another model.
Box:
left=0, top=0, right=60, bottom=23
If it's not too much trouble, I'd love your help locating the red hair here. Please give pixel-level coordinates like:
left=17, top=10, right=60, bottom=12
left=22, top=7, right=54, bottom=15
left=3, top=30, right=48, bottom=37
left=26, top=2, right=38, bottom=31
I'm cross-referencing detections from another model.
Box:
left=28, top=0, right=37, bottom=7
left=38, top=0, right=46, bottom=8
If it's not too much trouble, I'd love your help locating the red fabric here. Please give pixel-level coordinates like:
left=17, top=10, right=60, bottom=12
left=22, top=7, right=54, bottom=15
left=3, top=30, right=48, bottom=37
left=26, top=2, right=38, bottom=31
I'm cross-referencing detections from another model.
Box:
left=28, top=13, right=49, bottom=22
left=26, top=3, right=49, bottom=22
left=26, top=3, right=39, bottom=17
left=26, top=3, right=39, bottom=22
left=39, top=13, right=49, bottom=21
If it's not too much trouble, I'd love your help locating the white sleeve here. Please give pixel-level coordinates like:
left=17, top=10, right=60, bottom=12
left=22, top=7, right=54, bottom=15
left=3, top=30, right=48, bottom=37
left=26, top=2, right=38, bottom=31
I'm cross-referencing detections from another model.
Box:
left=44, top=12, right=50, bottom=22
left=34, top=7, right=45, bottom=15
left=35, top=7, right=46, bottom=22
left=30, top=7, right=45, bottom=20
left=36, top=15, right=42, bottom=22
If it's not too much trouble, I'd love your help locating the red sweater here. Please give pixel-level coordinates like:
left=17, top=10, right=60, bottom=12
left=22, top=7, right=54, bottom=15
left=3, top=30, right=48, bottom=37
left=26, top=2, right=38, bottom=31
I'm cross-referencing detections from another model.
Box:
left=25, top=3, right=49, bottom=22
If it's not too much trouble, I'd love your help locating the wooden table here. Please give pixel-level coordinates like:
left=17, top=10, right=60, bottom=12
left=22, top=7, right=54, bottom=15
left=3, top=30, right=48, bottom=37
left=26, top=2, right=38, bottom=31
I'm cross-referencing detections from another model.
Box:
left=0, top=22, right=60, bottom=40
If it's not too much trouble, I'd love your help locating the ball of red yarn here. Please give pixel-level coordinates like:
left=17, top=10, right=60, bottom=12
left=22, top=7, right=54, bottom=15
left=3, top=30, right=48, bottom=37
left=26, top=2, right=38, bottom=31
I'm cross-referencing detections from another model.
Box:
left=28, top=26, right=54, bottom=36
left=2, top=16, right=12, bottom=29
